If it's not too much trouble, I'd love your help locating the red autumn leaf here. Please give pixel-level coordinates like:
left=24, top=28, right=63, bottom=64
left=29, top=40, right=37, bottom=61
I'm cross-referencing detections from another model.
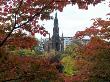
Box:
left=4, top=8, right=8, bottom=12
left=0, top=0, right=105, bottom=47
left=31, top=32, right=35, bottom=36
left=43, top=33, right=46, bottom=37
left=40, top=30, right=43, bottom=35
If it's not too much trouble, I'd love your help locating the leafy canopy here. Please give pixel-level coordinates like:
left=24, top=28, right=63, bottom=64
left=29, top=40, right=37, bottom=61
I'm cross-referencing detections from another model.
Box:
left=0, top=0, right=104, bottom=47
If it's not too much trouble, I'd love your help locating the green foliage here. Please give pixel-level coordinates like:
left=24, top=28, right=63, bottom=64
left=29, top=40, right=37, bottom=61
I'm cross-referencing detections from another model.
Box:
left=34, top=47, right=43, bottom=55
left=64, top=43, right=78, bottom=58
left=17, top=49, right=25, bottom=56
left=43, top=49, right=56, bottom=59
left=61, top=56, right=77, bottom=76
left=8, top=45, right=16, bottom=51
left=60, top=43, right=79, bottom=76
left=16, top=49, right=36, bottom=56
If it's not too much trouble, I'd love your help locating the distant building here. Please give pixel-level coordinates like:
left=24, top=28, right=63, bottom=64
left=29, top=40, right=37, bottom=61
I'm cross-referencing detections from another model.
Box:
left=38, top=38, right=45, bottom=51
left=40, top=13, right=89, bottom=52
left=63, top=37, right=73, bottom=49
left=43, top=13, right=64, bottom=52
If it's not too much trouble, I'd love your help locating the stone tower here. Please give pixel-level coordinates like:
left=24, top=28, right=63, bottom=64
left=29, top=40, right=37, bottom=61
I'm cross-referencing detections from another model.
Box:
left=61, top=33, right=64, bottom=52
left=52, top=12, right=60, bottom=51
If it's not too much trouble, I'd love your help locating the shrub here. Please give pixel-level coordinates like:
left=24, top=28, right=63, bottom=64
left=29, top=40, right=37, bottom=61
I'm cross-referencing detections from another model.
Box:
left=61, top=56, right=77, bottom=76
left=0, top=48, right=64, bottom=82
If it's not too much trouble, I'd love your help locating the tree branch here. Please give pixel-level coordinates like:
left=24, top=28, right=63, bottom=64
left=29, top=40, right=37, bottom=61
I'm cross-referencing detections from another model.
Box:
left=0, top=0, right=24, bottom=47
left=0, top=0, right=54, bottom=47
left=15, top=0, right=54, bottom=29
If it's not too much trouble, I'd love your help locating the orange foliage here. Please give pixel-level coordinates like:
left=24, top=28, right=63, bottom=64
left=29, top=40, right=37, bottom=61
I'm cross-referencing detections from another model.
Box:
left=74, top=18, right=110, bottom=81
left=8, top=36, right=37, bottom=49
left=0, top=48, right=63, bottom=82
left=0, top=0, right=104, bottom=46
left=75, top=18, right=110, bottom=40
left=75, top=18, right=110, bottom=55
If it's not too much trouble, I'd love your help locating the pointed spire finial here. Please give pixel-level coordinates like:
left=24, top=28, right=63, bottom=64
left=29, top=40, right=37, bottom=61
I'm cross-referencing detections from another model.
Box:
left=54, top=12, right=58, bottom=27
left=55, top=12, right=57, bottom=19
left=62, top=32, right=63, bottom=37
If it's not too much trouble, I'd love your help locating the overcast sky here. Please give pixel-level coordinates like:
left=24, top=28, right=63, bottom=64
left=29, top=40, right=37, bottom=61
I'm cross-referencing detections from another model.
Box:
left=35, top=0, right=110, bottom=39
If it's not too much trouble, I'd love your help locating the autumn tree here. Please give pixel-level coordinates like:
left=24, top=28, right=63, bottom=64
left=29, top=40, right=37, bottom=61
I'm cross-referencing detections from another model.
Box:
left=0, top=0, right=104, bottom=47
left=0, top=0, right=107, bottom=82
left=75, top=18, right=110, bottom=82
left=0, top=47, right=64, bottom=82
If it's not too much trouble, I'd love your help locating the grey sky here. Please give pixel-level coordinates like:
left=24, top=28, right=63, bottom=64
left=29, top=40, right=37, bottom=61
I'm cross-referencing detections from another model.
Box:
left=36, top=0, right=110, bottom=39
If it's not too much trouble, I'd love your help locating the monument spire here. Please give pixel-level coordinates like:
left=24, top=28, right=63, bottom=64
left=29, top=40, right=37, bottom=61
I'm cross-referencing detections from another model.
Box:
left=52, top=12, right=60, bottom=51
left=54, top=12, right=58, bottom=28
left=55, top=12, right=57, bottom=19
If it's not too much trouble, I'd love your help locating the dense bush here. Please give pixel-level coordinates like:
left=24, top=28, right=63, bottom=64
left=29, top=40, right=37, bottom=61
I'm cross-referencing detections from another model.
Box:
left=0, top=47, right=64, bottom=82
left=17, top=49, right=36, bottom=56
left=61, top=56, right=77, bottom=76
left=88, top=48, right=110, bottom=82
